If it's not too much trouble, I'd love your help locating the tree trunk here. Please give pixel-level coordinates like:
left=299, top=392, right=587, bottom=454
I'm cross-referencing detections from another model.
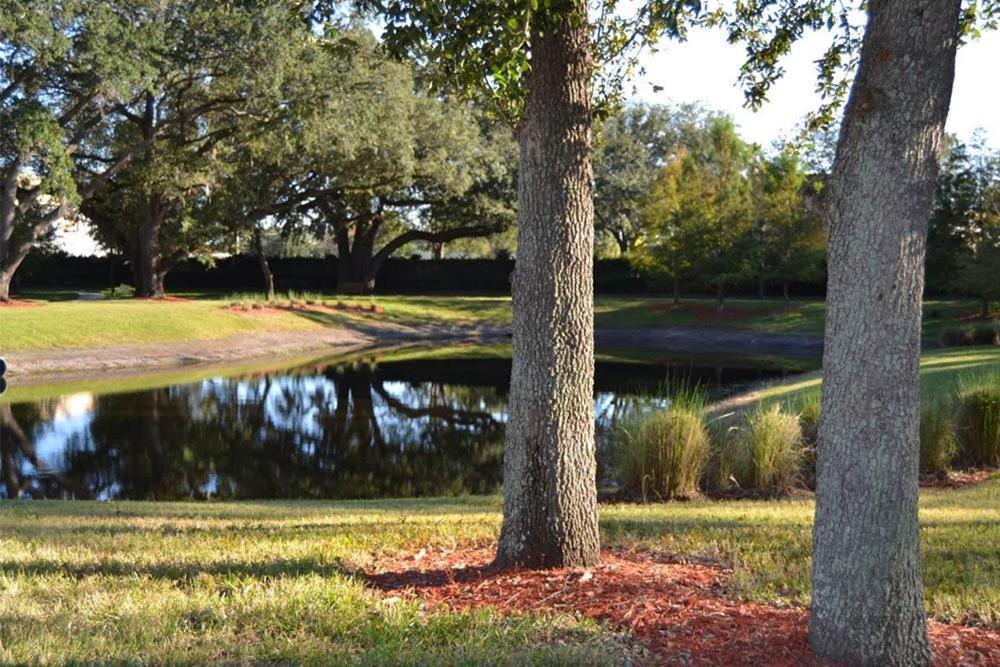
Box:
left=782, top=280, right=790, bottom=304
left=431, top=241, right=444, bottom=260
left=495, top=3, right=600, bottom=569
left=134, top=198, right=166, bottom=298
left=758, top=277, right=766, bottom=300
left=672, top=277, right=681, bottom=304
left=253, top=225, right=276, bottom=301
left=810, top=2, right=961, bottom=665
left=716, top=284, right=725, bottom=313
left=982, top=298, right=990, bottom=320
left=336, top=252, right=375, bottom=294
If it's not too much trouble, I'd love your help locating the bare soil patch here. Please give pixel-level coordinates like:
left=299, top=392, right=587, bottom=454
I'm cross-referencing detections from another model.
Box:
left=367, top=547, right=1000, bottom=666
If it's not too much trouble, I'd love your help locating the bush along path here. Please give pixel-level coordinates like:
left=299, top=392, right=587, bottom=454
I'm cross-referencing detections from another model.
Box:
left=366, top=547, right=999, bottom=666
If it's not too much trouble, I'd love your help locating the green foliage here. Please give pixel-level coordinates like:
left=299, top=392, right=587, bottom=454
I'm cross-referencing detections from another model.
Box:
left=955, top=373, right=1000, bottom=466
left=920, top=401, right=959, bottom=477
left=613, top=391, right=710, bottom=501
left=368, top=0, right=705, bottom=124
left=80, top=1, right=328, bottom=275
left=723, top=406, right=804, bottom=495
left=748, top=148, right=825, bottom=296
left=632, top=114, right=756, bottom=301
left=592, top=102, right=706, bottom=255
left=930, top=133, right=1000, bottom=303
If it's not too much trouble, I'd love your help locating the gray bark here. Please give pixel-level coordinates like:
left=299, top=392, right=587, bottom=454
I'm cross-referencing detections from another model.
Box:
left=253, top=225, right=276, bottom=301
left=134, top=199, right=166, bottom=298
left=810, top=1, right=962, bottom=665
left=495, top=3, right=601, bottom=569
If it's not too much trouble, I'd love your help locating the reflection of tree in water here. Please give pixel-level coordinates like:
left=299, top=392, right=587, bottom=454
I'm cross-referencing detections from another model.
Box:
left=9, top=360, right=507, bottom=500
left=4, top=354, right=801, bottom=500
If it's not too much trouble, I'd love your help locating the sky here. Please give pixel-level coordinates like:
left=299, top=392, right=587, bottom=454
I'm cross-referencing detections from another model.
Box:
left=632, top=23, right=1000, bottom=150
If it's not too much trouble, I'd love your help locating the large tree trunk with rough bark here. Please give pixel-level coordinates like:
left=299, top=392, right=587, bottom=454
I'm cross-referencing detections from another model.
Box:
left=134, top=197, right=167, bottom=298
left=253, top=225, right=276, bottom=301
left=810, top=1, right=961, bottom=665
left=494, top=4, right=601, bottom=570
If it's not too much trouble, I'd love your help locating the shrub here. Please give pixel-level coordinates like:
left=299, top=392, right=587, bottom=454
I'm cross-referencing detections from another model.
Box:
left=110, top=283, right=135, bottom=299
left=919, top=401, right=957, bottom=476
left=941, top=327, right=976, bottom=347
left=725, top=406, right=804, bottom=494
left=972, top=322, right=1000, bottom=346
left=613, top=397, right=710, bottom=501
left=941, top=322, right=999, bottom=347
left=955, top=374, right=1000, bottom=466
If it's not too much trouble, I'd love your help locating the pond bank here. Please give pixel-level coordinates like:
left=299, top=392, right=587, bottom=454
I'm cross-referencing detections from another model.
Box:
left=3, top=320, right=508, bottom=380
left=3, top=320, right=825, bottom=380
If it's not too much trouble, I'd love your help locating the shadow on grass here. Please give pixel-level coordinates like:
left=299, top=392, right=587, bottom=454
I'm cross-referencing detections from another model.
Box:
left=0, top=556, right=351, bottom=582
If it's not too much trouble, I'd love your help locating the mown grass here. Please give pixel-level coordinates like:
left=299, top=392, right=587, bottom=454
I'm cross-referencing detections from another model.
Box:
left=749, top=346, right=1000, bottom=410
left=0, top=298, right=325, bottom=353
left=0, top=479, right=996, bottom=662
left=5, top=291, right=994, bottom=353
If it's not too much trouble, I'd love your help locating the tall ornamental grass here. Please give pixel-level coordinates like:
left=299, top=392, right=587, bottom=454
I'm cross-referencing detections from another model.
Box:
left=612, top=390, right=710, bottom=501
left=723, top=406, right=804, bottom=495
left=919, top=401, right=958, bottom=476
left=955, top=373, right=1000, bottom=467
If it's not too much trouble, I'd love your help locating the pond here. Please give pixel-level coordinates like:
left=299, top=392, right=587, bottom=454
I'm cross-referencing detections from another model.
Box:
left=0, top=346, right=817, bottom=500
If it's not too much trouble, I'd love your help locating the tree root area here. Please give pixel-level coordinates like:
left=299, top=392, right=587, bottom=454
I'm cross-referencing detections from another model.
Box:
left=366, top=547, right=999, bottom=666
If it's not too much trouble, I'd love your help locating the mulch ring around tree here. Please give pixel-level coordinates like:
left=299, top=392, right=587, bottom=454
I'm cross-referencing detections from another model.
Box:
left=0, top=299, right=43, bottom=307
left=647, top=303, right=799, bottom=322
left=365, top=547, right=999, bottom=666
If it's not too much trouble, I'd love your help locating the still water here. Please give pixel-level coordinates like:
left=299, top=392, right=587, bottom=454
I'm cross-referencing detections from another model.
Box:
left=0, top=348, right=814, bottom=500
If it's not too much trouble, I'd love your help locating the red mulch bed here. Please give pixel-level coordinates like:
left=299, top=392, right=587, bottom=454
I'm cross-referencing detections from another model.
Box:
left=0, top=299, right=42, bottom=307
left=366, top=547, right=999, bottom=666
left=226, top=303, right=384, bottom=315
left=647, top=303, right=799, bottom=322
left=956, top=311, right=999, bottom=323
left=921, top=469, right=997, bottom=489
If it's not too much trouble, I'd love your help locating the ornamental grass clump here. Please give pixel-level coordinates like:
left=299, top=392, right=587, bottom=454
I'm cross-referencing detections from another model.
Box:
left=726, top=406, right=804, bottom=495
left=919, top=401, right=958, bottom=477
left=613, top=392, right=710, bottom=502
left=955, top=373, right=1000, bottom=467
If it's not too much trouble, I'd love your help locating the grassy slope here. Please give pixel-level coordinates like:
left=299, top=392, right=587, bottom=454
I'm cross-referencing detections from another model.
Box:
left=0, top=479, right=996, bottom=663
left=0, top=298, right=325, bottom=352
left=3, top=291, right=994, bottom=353
left=748, top=346, right=1000, bottom=408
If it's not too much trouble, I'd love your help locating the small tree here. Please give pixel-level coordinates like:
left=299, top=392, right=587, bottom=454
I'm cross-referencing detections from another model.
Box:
left=750, top=149, right=825, bottom=303
left=592, top=103, right=702, bottom=255
left=634, top=115, right=754, bottom=309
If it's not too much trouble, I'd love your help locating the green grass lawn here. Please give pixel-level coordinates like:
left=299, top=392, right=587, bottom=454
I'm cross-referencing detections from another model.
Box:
left=0, top=479, right=995, bottom=663
left=747, top=346, right=1000, bottom=410
left=3, top=290, right=995, bottom=353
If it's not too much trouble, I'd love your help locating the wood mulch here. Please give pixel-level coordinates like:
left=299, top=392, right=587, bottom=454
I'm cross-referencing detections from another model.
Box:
left=0, top=299, right=43, bottom=307
left=366, top=547, right=1000, bottom=666
left=920, top=469, right=997, bottom=489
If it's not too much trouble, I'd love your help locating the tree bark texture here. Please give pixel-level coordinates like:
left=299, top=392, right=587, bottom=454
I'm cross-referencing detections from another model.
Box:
left=134, top=198, right=166, bottom=298
left=810, top=2, right=961, bottom=665
left=495, top=4, right=601, bottom=569
left=253, top=225, right=276, bottom=300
